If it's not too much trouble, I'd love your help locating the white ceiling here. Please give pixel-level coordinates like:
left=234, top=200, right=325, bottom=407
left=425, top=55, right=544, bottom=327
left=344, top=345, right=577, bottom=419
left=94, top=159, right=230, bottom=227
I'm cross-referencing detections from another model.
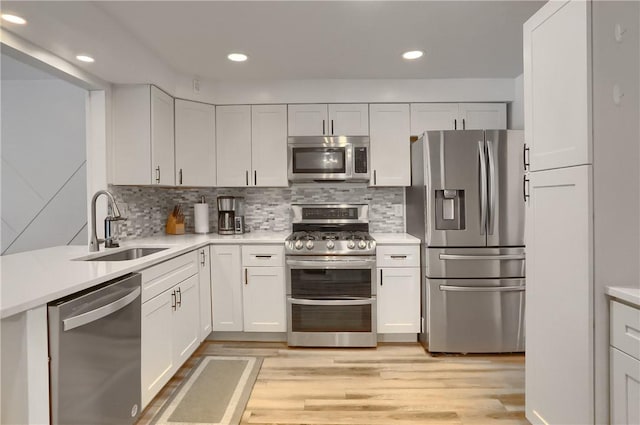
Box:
left=1, top=1, right=544, bottom=84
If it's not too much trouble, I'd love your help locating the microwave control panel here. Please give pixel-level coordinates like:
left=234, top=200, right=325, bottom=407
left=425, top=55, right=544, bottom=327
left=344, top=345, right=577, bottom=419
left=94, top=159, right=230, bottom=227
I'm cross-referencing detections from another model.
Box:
left=354, top=147, right=368, bottom=174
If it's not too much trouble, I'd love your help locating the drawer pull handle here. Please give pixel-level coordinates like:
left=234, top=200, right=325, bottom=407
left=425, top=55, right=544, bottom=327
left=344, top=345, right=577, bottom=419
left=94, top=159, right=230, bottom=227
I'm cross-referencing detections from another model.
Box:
left=390, top=255, right=407, bottom=259
left=255, top=255, right=272, bottom=258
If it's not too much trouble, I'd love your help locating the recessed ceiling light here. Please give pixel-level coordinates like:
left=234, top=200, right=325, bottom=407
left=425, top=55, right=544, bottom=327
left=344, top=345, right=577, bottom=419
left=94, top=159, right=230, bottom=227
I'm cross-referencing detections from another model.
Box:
left=1, top=14, right=26, bottom=25
left=227, top=53, right=248, bottom=62
left=76, top=55, right=95, bottom=63
left=402, top=50, right=424, bottom=60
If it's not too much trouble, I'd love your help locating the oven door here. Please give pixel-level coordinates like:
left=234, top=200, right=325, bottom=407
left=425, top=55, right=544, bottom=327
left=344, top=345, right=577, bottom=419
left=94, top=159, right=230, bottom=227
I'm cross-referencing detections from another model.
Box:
left=288, top=143, right=352, bottom=181
left=286, top=256, right=377, bottom=347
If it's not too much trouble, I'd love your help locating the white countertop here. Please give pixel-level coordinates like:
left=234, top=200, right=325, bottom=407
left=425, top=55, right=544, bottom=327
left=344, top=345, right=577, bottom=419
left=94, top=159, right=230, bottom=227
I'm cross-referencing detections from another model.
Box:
left=0, top=231, right=288, bottom=319
left=371, top=233, right=421, bottom=245
left=606, top=286, right=640, bottom=309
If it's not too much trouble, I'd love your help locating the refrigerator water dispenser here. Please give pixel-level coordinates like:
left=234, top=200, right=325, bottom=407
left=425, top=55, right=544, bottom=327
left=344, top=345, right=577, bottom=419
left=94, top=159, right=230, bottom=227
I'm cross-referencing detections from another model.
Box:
left=435, top=189, right=465, bottom=230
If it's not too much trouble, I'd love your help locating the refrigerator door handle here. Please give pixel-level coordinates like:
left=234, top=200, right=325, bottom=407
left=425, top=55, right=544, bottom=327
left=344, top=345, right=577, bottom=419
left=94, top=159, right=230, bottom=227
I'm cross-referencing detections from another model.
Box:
left=478, top=141, right=488, bottom=235
left=439, top=285, right=525, bottom=293
left=439, top=253, right=525, bottom=261
left=486, top=140, right=496, bottom=235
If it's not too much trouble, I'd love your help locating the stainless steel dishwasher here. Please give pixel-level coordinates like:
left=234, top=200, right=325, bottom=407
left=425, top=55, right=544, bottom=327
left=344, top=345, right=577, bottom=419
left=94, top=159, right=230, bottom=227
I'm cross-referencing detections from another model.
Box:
left=48, top=273, right=141, bottom=425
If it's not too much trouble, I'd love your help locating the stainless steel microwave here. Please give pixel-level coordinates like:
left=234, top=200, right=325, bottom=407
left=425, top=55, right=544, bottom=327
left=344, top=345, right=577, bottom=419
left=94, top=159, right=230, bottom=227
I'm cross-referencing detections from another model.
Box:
left=287, top=136, right=370, bottom=182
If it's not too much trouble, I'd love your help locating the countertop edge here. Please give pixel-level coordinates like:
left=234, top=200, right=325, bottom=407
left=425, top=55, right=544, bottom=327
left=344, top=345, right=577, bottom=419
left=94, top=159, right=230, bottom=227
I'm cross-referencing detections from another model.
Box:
left=606, top=286, right=640, bottom=309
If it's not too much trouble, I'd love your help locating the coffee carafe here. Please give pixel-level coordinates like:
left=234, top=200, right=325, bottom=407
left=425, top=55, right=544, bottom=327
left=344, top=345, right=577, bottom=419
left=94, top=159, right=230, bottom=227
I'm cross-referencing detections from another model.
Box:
left=217, top=196, right=235, bottom=235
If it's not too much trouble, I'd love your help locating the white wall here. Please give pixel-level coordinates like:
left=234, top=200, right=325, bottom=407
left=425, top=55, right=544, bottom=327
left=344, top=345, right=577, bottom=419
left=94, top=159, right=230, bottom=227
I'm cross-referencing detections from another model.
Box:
left=1, top=55, right=88, bottom=255
left=508, top=73, right=524, bottom=129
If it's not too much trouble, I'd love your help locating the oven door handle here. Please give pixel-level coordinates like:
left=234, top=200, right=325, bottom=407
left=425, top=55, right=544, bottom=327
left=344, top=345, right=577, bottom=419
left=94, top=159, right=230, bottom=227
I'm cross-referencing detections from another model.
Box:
left=288, top=297, right=373, bottom=306
left=286, top=259, right=375, bottom=269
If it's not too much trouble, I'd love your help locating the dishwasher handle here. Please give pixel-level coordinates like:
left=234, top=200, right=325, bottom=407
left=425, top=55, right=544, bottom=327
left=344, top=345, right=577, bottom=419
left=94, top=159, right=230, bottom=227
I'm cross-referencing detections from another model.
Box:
left=63, top=287, right=141, bottom=331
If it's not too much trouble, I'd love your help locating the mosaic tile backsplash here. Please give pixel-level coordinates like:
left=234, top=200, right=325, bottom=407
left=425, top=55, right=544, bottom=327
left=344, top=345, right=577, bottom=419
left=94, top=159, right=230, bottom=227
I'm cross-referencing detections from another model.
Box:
left=109, top=184, right=405, bottom=240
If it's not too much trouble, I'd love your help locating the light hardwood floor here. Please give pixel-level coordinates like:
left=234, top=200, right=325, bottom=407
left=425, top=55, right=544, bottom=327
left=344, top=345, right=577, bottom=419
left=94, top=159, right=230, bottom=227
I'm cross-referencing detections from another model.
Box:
left=137, top=341, right=528, bottom=425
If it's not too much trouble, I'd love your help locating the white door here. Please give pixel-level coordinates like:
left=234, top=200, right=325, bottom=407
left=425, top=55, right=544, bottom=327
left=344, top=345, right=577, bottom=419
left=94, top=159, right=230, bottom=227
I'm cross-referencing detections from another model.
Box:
left=198, top=248, right=212, bottom=341
left=287, top=104, right=328, bottom=136
left=216, top=105, right=252, bottom=186
left=172, top=275, right=200, bottom=368
left=524, top=0, right=591, bottom=171
left=525, top=165, right=593, bottom=425
left=210, top=245, right=243, bottom=331
left=369, top=103, right=410, bottom=187
left=458, top=103, right=506, bottom=130
left=242, top=266, right=286, bottom=332
left=141, top=289, right=174, bottom=408
left=410, top=103, right=458, bottom=135
left=611, top=347, right=640, bottom=425
left=377, top=267, right=420, bottom=333
left=328, top=104, right=369, bottom=135
left=150, top=86, right=175, bottom=185
left=251, top=105, right=288, bottom=187
left=175, top=99, right=216, bottom=187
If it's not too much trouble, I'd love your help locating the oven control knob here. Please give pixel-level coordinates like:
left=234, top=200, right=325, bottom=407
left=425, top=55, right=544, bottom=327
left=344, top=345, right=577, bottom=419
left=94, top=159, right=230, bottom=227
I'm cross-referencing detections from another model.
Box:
left=326, top=240, right=335, bottom=249
left=358, top=240, right=367, bottom=249
left=294, top=240, right=304, bottom=250
left=305, top=240, right=314, bottom=250
left=347, top=240, right=356, bottom=249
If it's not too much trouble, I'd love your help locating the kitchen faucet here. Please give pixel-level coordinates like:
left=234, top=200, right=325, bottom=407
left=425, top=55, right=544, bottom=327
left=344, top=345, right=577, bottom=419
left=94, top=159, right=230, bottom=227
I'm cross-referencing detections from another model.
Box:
left=90, top=190, right=126, bottom=252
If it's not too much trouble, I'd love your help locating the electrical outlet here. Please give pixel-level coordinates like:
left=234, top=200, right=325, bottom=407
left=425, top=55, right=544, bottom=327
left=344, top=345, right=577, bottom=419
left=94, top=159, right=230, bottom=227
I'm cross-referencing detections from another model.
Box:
left=393, top=204, right=403, bottom=216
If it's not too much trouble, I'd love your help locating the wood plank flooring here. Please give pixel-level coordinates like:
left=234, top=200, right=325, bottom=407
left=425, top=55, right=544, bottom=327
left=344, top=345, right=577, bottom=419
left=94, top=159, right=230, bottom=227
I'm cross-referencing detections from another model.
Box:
left=137, top=341, right=528, bottom=425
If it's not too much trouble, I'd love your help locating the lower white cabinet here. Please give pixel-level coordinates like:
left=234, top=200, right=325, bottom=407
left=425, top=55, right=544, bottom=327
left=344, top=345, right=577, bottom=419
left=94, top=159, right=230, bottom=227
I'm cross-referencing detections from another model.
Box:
left=376, top=244, right=421, bottom=334
left=610, top=299, right=640, bottom=425
left=210, top=245, right=243, bottom=331
left=198, top=247, right=212, bottom=341
left=172, top=275, right=200, bottom=366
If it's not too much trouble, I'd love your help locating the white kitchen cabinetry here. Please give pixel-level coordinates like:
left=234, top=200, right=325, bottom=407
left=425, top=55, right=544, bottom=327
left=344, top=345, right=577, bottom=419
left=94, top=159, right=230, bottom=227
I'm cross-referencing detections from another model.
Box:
left=288, top=104, right=369, bottom=136
left=210, top=245, right=243, bottom=331
left=410, top=103, right=506, bottom=135
left=112, top=84, right=174, bottom=185
left=175, top=99, right=216, bottom=186
left=217, top=105, right=287, bottom=187
left=524, top=2, right=639, bottom=424
left=610, top=299, right=640, bottom=425
left=376, top=244, right=420, bottom=334
left=197, top=247, right=212, bottom=341
left=369, top=104, right=410, bottom=187
left=141, top=251, right=200, bottom=408
left=241, top=245, right=286, bottom=332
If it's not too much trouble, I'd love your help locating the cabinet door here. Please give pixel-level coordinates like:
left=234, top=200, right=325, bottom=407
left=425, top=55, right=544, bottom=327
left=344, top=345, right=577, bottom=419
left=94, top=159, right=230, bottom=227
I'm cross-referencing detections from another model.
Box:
left=458, top=103, right=506, bottom=130
left=173, top=275, right=200, bottom=369
left=524, top=0, right=591, bottom=171
left=611, top=347, right=640, bottom=425
left=216, top=105, right=252, bottom=187
left=150, top=86, right=175, bottom=185
left=242, top=266, right=286, bottom=332
left=141, top=290, right=174, bottom=409
left=210, top=245, right=243, bottom=331
left=287, top=104, right=328, bottom=136
left=328, top=104, right=369, bottom=136
left=377, top=267, right=420, bottom=333
left=251, top=105, right=288, bottom=187
left=525, top=165, right=593, bottom=425
left=410, top=103, right=458, bottom=135
left=198, top=248, right=212, bottom=341
left=369, top=103, right=410, bottom=187
left=175, top=99, right=216, bottom=187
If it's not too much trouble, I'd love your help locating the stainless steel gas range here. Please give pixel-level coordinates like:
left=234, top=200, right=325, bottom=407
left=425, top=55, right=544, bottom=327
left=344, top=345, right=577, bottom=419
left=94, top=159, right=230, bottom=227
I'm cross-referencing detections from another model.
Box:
left=285, top=204, right=377, bottom=347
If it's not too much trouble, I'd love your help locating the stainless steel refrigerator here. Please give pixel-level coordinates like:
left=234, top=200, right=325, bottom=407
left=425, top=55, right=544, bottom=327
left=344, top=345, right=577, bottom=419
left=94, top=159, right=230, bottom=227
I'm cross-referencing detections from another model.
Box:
left=407, top=130, right=525, bottom=353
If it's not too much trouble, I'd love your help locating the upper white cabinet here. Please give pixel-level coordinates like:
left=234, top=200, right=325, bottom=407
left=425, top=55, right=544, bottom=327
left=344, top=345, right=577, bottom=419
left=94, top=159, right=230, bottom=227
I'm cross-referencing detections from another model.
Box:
left=524, top=0, right=591, bottom=171
left=175, top=99, right=216, bottom=187
left=410, top=103, right=506, bottom=135
left=210, top=245, right=243, bottom=331
left=251, top=105, right=288, bottom=187
left=288, top=104, right=369, bottom=136
left=217, top=105, right=288, bottom=187
left=369, top=104, right=411, bottom=187
left=112, top=85, right=175, bottom=185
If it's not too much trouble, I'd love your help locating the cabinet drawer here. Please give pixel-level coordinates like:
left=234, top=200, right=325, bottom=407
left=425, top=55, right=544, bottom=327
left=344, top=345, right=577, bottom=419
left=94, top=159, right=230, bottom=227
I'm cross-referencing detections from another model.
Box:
left=376, top=245, right=420, bottom=268
left=611, top=300, right=640, bottom=361
left=141, top=251, right=198, bottom=302
left=242, top=245, right=284, bottom=267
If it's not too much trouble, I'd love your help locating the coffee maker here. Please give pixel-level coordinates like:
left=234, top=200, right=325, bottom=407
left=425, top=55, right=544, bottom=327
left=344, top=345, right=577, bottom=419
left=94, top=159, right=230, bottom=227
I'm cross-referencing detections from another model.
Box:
left=217, top=196, right=235, bottom=235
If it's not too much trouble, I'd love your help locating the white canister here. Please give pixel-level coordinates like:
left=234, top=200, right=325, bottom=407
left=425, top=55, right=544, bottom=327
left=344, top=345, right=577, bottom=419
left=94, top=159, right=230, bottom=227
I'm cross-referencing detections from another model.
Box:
left=194, top=200, right=210, bottom=234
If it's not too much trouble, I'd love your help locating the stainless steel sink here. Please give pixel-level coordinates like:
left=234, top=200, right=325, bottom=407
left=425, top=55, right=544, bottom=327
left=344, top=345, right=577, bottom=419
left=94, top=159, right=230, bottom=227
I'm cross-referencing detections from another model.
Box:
left=84, top=247, right=168, bottom=261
